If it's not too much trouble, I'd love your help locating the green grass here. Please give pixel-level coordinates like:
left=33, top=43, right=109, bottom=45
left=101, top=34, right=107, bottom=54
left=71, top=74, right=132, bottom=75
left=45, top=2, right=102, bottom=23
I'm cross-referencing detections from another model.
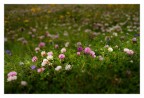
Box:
left=4, top=4, right=140, bottom=94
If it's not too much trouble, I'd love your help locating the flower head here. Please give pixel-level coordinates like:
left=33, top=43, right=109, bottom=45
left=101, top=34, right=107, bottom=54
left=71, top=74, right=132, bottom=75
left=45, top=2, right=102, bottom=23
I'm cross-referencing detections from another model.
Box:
left=35, top=47, right=40, bottom=53
left=84, top=47, right=91, bottom=54
left=32, top=56, right=38, bottom=62
left=65, top=64, right=72, bottom=70
left=5, top=50, right=12, bottom=56
left=77, top=46, right=83, bottom=52
left=37, top=67, right=45, bottom=73
left=47, top=55, right=53, bottom=60
left=61, top=48, right=66, bottom=53
left=55, top=66, right=62, bottom=71
left=38, top=42, right=45, bottom=48
left=21, top=81, right=27, bottom=86
left=7, top=71, right=17, bottom=82
left=108, top=47, right=113, bottom=52
left=58, top=54, right=65, bottom=60
left=31, top=65, right=36, bottom=70
left=47, top=51, right=53, bottom=56
left=77, top=52, right=81, bottom=56
left=41, top=51, right=47, bottom=57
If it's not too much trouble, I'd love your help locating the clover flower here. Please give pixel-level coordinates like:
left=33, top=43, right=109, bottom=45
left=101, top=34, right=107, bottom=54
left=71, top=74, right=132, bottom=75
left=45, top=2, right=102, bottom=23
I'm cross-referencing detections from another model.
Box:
left=123, top=48, right=134, bottom=55
left=41, top=51, right=47, bottom=57
left=7, top=71, right=17, bottom=82
left=61, top=48, right=66, bottom=53
left=77, top=52, right=81, bottom=56
left=77, top=46, right=83, bottom=52
left=84, top=47, right=91, bottom=54
left=35, top=47, right=40, bottom=53
left=55, top=66, right=62, bottom=71
left=37, top=67, right=45, bottom=73
left=21, top=81, right=27, bottom=86
left=55, top=44, right=59, bottom=49
left=32, top=56, right=38, bottom=62
left=65, top=64, right=72, bottom=70
left=47, top=55, right=53, bottom=60
left=58, top=54, right=65, bottom=60
left=47, top=51, right=53, bottom=56
left=108, top=47, right=113, bottom=52
left=38, top=42, right=45, bottom=48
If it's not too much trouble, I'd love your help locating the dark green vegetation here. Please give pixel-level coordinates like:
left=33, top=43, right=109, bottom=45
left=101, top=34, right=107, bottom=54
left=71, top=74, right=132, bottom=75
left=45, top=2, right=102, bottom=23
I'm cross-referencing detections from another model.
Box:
left=4, top=5, right=140, bottom=94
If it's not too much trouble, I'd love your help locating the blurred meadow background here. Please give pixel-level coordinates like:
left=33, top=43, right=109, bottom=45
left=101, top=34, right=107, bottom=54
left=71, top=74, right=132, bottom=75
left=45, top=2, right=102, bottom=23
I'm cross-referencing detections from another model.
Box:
left=4, top=4, right=140, bottom=94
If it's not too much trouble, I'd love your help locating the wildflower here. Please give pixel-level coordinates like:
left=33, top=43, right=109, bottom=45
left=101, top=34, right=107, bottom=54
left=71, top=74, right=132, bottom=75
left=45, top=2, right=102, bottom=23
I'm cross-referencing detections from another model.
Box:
left=84, top=47, right=91, bottom=54
left=55, top=66, right=62, bottom=71
left=65, top=42, right=69, bottom=47
left=55, top=44, right=59, bottom=49
left=99, top=56, right=104, bottom=61
left=130, top=60, right=133, bottom=63
left=124, top=48, right=134, bottom=56
left=37, top=67, right=45, bottom=73
left=132, top=37, right=137, bottom=43
left=113, top=32, right=118, bottom=36
left=61, top=48, right=66, bottom=53
left=41, top=51, right=47, bottom=57
left=32, top=56, right=38, bottom=62
left=65, top=64, right=72, bottom=70
left=7, top=71, right=17, bottom=77
left=77, top=46, right=83, bottom=52
left=38, top=42, right=45, bottom=48
left=35, top=47, right=40, bottom=53
left=7, top=76, right=17, bottom=82
left=77, top=42, right=82, bottom=46
left=19, top=62, right=24, bottom=66
left=104, top=45, right=109, bottom=48
left=47, top=55, right=53, bottom=60
left=108, top=47, right=113, bottom=52
left=21, top=81, right=27, bottom=86
left=47, top=51, right=53, bottom=56
left=7, top=71, right=17, bottom=82
left=22, top=40, right=28, bottom=44
left=77, top=52, right=81, bottom=56
left=31, top=65, right=36, bottom=70
left=58, top=54, right=65, bottom=60
left=90, top=51, right=96, bottom=58
left=41, top=59, right=49, bottom=66
left=5, top=50, right=12, bottom=56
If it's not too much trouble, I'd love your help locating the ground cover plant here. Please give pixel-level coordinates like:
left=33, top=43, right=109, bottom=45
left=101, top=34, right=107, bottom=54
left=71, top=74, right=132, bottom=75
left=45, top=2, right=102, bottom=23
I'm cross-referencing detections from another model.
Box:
left=4, top=4, right=140, bottom=94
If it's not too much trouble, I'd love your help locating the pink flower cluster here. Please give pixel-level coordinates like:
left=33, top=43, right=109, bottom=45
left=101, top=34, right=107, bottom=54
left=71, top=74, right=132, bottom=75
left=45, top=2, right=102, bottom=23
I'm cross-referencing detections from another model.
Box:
left=37, top=67, right=45, bottom=73
left=84, top=47, right=96, bottom=58
left=124, top=48, right=134, bottom=56
left=7, top=71, right=17, bottom=82
left=47, top=51, right=53, bottom=56
left=32, top=56, right=38, bottom=62
left=38, top=42, right=45, bottom=48
left=58, top=54, right=65, bottom=60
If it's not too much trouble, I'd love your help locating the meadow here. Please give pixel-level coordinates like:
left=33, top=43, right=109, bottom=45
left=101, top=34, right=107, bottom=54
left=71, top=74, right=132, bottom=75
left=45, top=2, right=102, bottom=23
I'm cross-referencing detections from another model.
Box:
left=4, top=4, right=140, bottom=94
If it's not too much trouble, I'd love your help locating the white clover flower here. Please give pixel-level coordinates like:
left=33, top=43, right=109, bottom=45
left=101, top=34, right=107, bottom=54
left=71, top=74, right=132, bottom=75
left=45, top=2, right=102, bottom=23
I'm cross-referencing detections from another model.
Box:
left=47, top=55, right=53, bottom=60
left=55, top=66, right=62, bottom=71
left=61, top=48, right=66, bottom=53
left=12, top=76, right=17, bottom=80
left=7, top=76, right=13, bottom=82
left=65, top=64, right=72, bottom=70
left=65, top=42, right=69, bottom=47
left=124, top=48, right=129, bottom=52
left=41, top=61, right=47, bottom=66
left=113, top=32, right=118, bottom=36
left=21, top=81, right=27, bottom=86
left=130, top=60, right=133, bottom=63
left=19, top=62, right=24, bottom=66
left=108, top=47, right=113, bottom=52
left=41, top=51, right=46, bottom=57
